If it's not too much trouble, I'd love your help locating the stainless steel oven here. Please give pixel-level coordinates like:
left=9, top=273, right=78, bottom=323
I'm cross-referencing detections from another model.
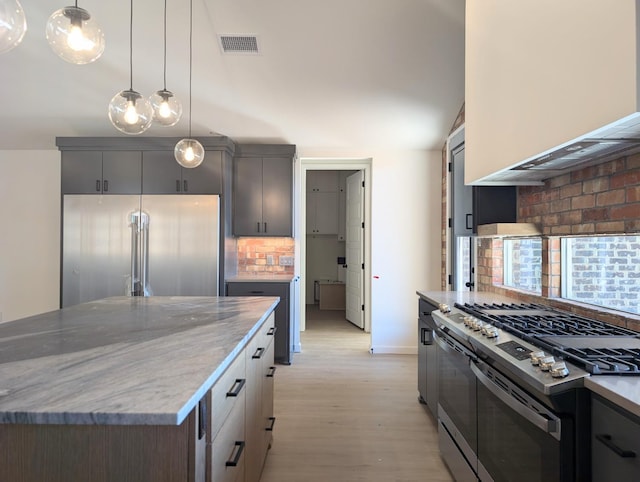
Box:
left=432, top=303, right=594, bottom=482
left=473, top=359, right=575, bottom=482
left=435, top=328, right=479, bottom=481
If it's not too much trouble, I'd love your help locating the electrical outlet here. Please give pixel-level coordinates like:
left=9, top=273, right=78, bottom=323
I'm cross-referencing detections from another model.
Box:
left=279, top=256, right=294, bottom=266
left=267, top=255, right=274, bottom=265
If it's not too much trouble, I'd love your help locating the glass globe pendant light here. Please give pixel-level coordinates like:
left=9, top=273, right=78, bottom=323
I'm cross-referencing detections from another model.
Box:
left=0, top=0, right=27, bottom=54
left=175, top=0, right=204, bottom=168
left=150, top=0, right=182, bottom=127
left=45, top=2, right=105, bottom=64
left=108, top=0, right=152, bottom=135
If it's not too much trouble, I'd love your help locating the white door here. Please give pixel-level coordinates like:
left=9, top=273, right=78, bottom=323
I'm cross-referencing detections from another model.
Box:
left=345, top=171, right=364, bottom=329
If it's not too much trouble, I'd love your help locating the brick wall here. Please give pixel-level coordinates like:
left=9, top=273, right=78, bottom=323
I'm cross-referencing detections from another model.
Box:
left=518, top=154, right=640, bottom=234
left=236, top=237, right=295, bottom=275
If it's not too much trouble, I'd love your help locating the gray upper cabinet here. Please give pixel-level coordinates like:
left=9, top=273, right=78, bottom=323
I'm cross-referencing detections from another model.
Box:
left=142, top=150, right=222, bottom=194
left=61, top=151, right=142, bottom=194
left=233, top=145, right=295, bottom=237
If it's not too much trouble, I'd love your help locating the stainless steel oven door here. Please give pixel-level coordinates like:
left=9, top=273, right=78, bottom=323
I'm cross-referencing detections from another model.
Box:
left=435, top=330, right=478, bottom=479
left=472, top=360, right=571, bottom=482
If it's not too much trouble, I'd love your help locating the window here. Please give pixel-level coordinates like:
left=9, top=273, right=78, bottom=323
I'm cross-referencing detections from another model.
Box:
left=562, top=235, right=640, bottom=315
left=503, top=238, right=542, bottom=294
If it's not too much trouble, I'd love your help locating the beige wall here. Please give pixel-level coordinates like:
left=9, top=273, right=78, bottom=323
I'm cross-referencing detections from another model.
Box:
left=465, top=0, right=639, bottom=183
left=0, top=150, right=61, bottom=322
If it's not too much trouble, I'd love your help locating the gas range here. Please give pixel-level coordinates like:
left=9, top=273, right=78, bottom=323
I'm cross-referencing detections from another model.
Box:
left=432, top=306, right=589, bottom=396
left=455, top=302, right=640, bottom=376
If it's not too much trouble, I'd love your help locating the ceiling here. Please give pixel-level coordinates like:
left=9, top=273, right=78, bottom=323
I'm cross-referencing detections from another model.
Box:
left=2, top=0, right=465, bottom=151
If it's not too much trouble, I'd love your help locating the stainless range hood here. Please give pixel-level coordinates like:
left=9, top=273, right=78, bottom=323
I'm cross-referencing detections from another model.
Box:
left=480, top=114, right=640, bottom=184
left=513, top=138, right=640, bottom=172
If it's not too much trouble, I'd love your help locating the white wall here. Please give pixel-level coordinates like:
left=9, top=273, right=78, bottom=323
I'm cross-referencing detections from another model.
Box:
left=298, top=148, right=442, bottom=354
left=0, top=150, right=60, bottom=322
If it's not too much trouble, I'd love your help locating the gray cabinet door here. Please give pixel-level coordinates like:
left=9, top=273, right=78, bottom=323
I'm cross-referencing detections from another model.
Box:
left=142, top=151, right=183, bottom=194
left=182, top=150, right=222, bottom=194
left=233, top=157, right=264, bottom=235
left=262, top=157, right=292, bottom=236
left=62, top=151, right=141, bottom=194
left=61, top=151, right=103, bottom=194
left=102, top=151, right=142, bottom=194
left=226, top=281, right=291, bottom=364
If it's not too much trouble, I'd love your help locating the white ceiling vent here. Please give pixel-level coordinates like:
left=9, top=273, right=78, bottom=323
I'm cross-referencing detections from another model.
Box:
left=218, top=35, right=260, bottom=54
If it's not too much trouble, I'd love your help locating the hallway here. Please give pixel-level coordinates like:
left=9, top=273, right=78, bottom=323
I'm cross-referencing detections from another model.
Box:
left=259, top=306, right=453, bottom=482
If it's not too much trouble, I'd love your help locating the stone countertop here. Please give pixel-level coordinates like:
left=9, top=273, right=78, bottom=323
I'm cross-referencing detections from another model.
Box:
left=416, top=290, right=517, bottom=307
left=417, top=290, right=640, bottom=417
left=585, top=377, right=640, bottom=418
left=226, top=274, right=299, bottom=283
left=0, top=296, right=278, bottom=426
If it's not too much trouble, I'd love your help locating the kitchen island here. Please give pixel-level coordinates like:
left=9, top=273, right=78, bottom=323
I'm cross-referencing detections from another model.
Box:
left=0, top=295, right=279, bottom=482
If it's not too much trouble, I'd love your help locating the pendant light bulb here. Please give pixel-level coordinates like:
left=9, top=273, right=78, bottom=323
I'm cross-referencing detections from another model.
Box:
left=46, top=6, right=105, bottom=64
left=0, top=0, right=27, bottom=54
left=150, top=90, right=182, bottom=126
left=175, top=138, right=204, bottom=168
left=108, top=89, right=153, bottom=135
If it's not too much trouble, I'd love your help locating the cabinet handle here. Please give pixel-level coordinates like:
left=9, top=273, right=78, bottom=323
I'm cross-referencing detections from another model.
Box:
left=252, top=347, right=265, bottom=359
left=226, top=378, right=246, bottom=397
left=267, top=326, right=276, bottom=336
left=266, top=416, right=276, bottom=431
left=267, top=366, right=276, bottom=378
left=103, top=180, right=109, bottom=192
left=264, top=222, right=267, bottom=232
left=466, top=213, right=473, bottom=230
left=595, top=434, right=637, bottom=458
left=198, top=398, right=207, bottom=440
left=183, top=180, right=188, bottom=192
left=225, top=441, right=246, bottom=467
left=421, top=327, right=433, bottom=345
left=257, top=222, right=261, bottom=232
left=176, top=180, right=180, bottom=192
left=249, top=290, right=265, bottom=295
left=96, top=180, right=101, bottom=192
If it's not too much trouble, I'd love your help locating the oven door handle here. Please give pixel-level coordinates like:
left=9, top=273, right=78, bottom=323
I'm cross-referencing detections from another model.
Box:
left=470, top=362, right=562, bottom=440
left=434, top=330, right=476, bottom=361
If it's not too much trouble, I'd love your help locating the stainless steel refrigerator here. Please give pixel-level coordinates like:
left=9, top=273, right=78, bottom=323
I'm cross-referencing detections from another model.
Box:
left=62, top=194, right=220, bottom=308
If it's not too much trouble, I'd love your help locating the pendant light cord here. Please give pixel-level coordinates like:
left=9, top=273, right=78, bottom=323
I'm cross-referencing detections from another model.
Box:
left=188, top=0, right=193, bottom=136
left=129, top=0, right=134, bottom=91
left=163, top=0, right=167, bottom=90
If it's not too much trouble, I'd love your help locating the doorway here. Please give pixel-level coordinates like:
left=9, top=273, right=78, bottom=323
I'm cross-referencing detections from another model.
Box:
left=296, top=158, right=372, bottom=351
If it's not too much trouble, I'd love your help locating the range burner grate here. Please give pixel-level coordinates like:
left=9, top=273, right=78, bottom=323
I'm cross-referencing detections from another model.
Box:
left=454, top=302, right=640, bottom=375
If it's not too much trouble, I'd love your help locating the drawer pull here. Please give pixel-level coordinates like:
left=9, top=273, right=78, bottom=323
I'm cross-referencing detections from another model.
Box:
left=596, top=434, right=637, bottom=458
left=252, top=347, right=265, bottom=359
left=226, top=378, right=246, bottom=397
left=266, top=416, right=276, bottom=432
left=267, top=366, right=276, bottom=378
left=198, top=398, right=207, bottom=440
left=267, top=326, right=276, bottom=336
left=249, top=290, right=265, bottom=294
left=225, top=441, right=246, bottom=467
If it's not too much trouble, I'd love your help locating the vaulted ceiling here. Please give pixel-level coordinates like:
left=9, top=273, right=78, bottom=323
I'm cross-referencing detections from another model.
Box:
left=2, top=0, right=465, bottom=151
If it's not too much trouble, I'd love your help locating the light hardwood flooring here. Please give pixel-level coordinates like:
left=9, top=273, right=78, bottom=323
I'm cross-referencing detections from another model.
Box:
left=259, top=306, right=453, bottom=482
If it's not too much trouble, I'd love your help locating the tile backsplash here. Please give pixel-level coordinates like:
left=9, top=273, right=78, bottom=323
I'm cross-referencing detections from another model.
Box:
left=237, top=237, right=295, bottom=274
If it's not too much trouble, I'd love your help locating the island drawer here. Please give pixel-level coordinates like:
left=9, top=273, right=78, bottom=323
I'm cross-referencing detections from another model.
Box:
left=211, top=393, right=246, bottom=482
left=211, top=352, right=246, bottom=440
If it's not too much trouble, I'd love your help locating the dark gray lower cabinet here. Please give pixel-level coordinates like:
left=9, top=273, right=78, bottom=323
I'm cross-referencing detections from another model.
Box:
left=592, top=394, right=640, bottom=481
left=226, top=281, right=293, bottom=364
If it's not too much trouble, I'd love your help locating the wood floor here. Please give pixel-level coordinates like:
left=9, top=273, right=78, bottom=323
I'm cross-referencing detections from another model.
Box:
left=259, top=306, right=453, bottom=482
